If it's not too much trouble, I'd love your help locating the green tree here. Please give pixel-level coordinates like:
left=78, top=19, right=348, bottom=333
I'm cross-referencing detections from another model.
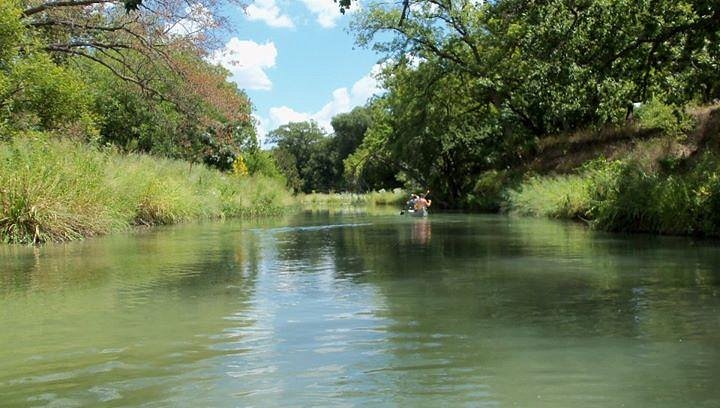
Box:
left=343, top=98, right=408, bottom=193
left=244, top=149, right=282, bottom=179
left=352, top=0, right=720, bottom=132
left=345, top=0, right=720, bottom=205
left=1, top=1, right=95, bottom=136
left=269, top=121, right=336, bottom=193
left=322, top=106, right=372, bottom=190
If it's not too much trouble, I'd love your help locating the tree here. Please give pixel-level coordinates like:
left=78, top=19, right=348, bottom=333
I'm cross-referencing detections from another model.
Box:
left=2, top=0, right=258, bottom=171
left=329, top=106, right=372, bottom=189
left=347, top=60, right=513, bottom=204
left=269, top=121, right=336, bottom=193
left=15, top=0, right=248, bottom=138
left=343, top=0, right=720, bottom=204
left=352, top=0, right=720, bottom=133
left=1, top=1, right=95, bottom=135
left=343, top=100, right=401, bottom=193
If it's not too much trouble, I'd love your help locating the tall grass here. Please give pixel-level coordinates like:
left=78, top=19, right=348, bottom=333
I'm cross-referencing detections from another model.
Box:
left=505, top=174, right=591, bottom=219
left=299, top=188, right=407, bottom=207
left=0, top=134, right=292, bottom=244
left=505, top=155, right=720, bottom=236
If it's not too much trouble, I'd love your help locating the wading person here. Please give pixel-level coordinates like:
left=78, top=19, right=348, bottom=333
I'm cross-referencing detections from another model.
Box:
left=414, top=193, right=431, bottom=214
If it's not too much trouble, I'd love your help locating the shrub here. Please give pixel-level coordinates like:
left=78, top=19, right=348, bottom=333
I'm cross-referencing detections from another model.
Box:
left=465, top=170, right=511, bottom=211
left=635, top=98, right=694, bottom=138
left=507, top=154, right=720, bottom=237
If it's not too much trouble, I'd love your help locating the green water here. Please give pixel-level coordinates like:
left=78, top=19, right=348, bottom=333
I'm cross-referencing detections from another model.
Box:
left=1, top=212, right=719, bottom=407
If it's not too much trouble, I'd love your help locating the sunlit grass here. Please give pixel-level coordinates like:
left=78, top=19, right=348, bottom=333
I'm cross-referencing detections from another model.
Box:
left=505, top=154, right=720, bottom=236
left=0, top=134, right=292, bottom=244
left=505, top=174, right=591, bottom=220
left=298, top=188, right=407, bottom=208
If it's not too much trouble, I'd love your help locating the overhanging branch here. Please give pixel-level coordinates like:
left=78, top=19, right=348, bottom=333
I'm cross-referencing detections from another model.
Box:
left=22, top=0, right=117, bottom=18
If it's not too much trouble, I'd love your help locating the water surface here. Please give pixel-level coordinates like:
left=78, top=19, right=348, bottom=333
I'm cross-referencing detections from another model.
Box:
left=1, top=212, right=719, bottom=406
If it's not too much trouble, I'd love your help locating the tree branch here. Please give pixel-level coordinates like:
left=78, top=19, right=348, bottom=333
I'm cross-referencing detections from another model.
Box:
left=22, top=0, right=117, bottom=18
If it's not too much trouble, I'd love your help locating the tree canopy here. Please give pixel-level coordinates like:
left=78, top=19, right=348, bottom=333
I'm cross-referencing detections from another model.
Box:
left=336, top=0, right=720, bottom=205
left=2, top=0, right=261, bottom=171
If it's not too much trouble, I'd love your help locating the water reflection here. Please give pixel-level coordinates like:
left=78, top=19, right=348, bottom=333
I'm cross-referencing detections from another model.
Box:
left=0, top=221, right=268, bottom=406
left=1, top=213, right=719, bottom=406
left=411, top=218, right=432, bottom=246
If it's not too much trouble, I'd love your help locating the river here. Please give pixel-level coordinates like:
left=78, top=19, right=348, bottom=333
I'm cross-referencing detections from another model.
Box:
left=1, top=211, right=719, bottom=407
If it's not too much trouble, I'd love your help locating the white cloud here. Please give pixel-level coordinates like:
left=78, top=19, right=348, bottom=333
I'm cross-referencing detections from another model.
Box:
left=209, top=38, right=277, bottom=91
left=245, top=0, right=294, bottom=28
left=269, top=106, right=311, bottom=125
left=253, top=114, right=271, bottom=144
left=257, top=64, right=383, bottom=144
left=299, top=0, right=347, bottom=28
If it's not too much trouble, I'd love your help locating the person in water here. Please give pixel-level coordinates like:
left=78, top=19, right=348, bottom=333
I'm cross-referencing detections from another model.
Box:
left=414, top=193, right=431, bottom=211
left=406, top=194, right=418, bottom=211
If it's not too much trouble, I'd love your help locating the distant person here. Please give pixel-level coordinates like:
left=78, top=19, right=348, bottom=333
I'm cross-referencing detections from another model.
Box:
left=406, top=194, right=418, bottom=211
left=414, top=193, right=431, bottom=212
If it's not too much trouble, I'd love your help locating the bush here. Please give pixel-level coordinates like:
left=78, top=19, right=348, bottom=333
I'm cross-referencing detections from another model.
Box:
left=465, top=170, right=512, bottom=211
left=635, top=98, right=694, bottom=138
left=585, top=160, right=658, bottom=232
left=0, top=134, right=119, bottom=244
left=506, top=154, right=720, bottom=237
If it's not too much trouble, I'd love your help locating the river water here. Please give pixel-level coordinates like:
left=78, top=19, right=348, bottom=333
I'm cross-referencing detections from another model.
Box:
left=1, top=211, right=719, bottom=407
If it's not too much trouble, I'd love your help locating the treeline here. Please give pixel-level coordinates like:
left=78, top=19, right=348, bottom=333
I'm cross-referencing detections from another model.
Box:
left=289, top=0, right=718, bottom=208
left=267, top=108, right=398, bottom=193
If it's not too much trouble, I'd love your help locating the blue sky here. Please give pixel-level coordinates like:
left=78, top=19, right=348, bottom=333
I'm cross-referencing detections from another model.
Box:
left=209, top=0, right=383, bottom=141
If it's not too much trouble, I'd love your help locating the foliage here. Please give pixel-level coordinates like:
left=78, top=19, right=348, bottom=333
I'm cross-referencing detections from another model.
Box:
left=0, top=1, right=23, bottom=65
left=505, top=153, right=720, bottom=237
left=243, top=149, right=283, bottom=179
left=343, top=99, right=401, bottom=192
left=345, top=0, right=720, bottom=204
left=635, top=98, right=695, bottom=138
left=269, top=121, right=337, bottom=193
left=0, top=133, right=120, bottom=243
left=0, top=3, right=96, bottom=135
left=465, top=170, right=516, bottom=212
left=19, top=0, right=226, bottom=100
left=0, top=0, right=258, bottom=171
left=232, top=155, right=249, bottom=177
left=328, top=106, right=372, bottom=190
left=506, top=174, right=592, bottom=220
left=347, top=60, right=516, bottom=205
left=82, top=51, right=257, bottom=169
left=0, top=134, right=292, bottom=244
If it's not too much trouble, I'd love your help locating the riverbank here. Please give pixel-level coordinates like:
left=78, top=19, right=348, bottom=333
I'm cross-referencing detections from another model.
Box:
left=477, top=105, right=720, bottom=237
left=0, top=135, right=293, bottom=244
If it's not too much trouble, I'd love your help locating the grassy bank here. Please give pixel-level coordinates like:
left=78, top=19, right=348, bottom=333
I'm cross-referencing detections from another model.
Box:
left=475, top=105, right=720, bottom=237
left=298, top=189, right=407, bottom=208
left=506, top=155, right=720, bottom=236
left=0, top=135, right=293, bottom=244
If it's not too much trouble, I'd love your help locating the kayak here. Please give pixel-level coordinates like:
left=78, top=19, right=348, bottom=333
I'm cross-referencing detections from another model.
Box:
left=402, top=208, right=428, bottom=217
